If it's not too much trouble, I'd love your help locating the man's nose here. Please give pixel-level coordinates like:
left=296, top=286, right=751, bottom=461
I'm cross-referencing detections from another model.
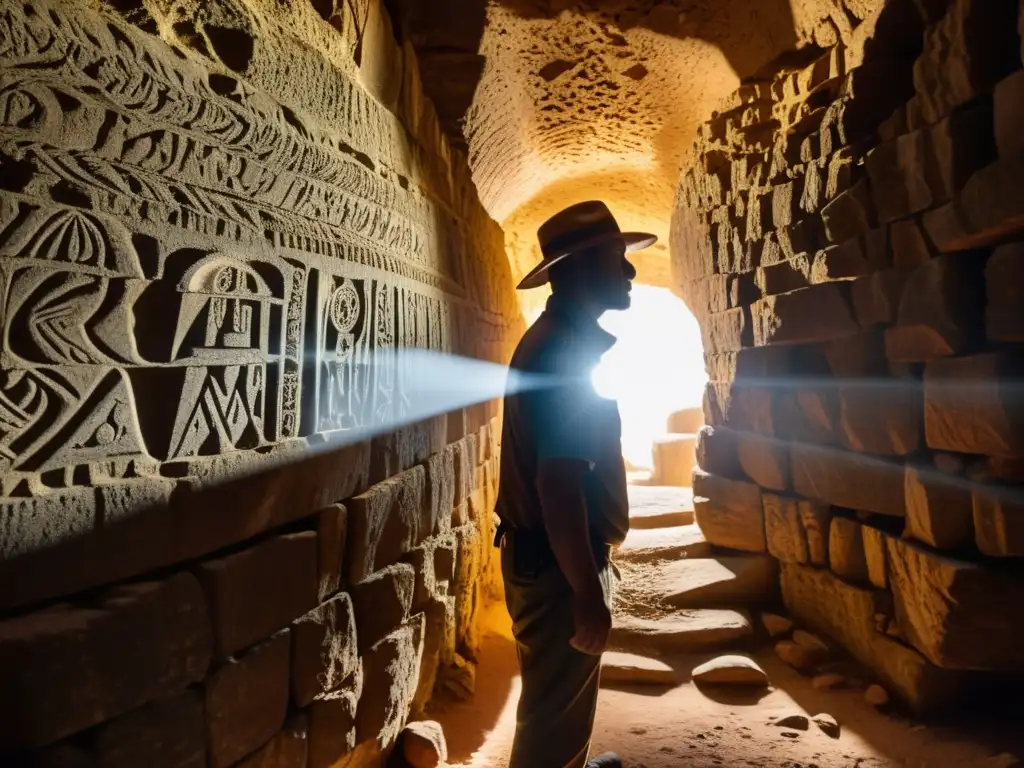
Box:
left=623, top=257, right=637, bottom=280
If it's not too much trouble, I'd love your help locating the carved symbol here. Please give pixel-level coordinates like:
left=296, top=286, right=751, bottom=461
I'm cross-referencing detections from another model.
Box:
left=329, top=280, right=359, bottom=334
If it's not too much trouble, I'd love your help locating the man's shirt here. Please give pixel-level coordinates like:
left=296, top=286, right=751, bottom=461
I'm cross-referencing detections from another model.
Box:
left=495, top=294, right=629, bottom=547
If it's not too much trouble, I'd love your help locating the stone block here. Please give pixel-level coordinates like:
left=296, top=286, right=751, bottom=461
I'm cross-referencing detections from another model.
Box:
left=913, top=0, right=1021, bottom=124
left=763, top=494, right=809, bottom=564
left=972, top=485, right=1024, bottom=556
left=453, top=435, right=478, bottom=505
left=986, top=241, right=1024, bottom=341
left=995, top=70, right=1024, bottom=159
left=425, top=447, right=456, bottom=536
left=347, top=465, right=428, bottom=584
left=692, top=470, right=766, bottom=552
left=799, top=501, right=832, bottom=566
left=452, top=524, right=483, bottom=656
left=925, top=100, right=997, bottom=204
left=861, top=525, right=889, bottom=589
left=667, top=406, right=705, bottom=434
left=350, top=563, right=416, bottom=654
left=904, top=465, right=973, bottom=550
left=791, top=443, right=905, bottom=516
left=887, top=537, right=1024, bottom=669
left=701, top=307, right=751, bottom=353
left=948, top=156, right=1024, bottom=252
left=825, top=328, right=888, bottom=377
left=735, top=431, right=790, bottom=491
left=316, top=504, right=347, bottom=601
left=890, top=218, right=932, bottom=268
left=829, top=517, right=870, bottom=583
left=885, top=253, right=987, bottom=362
left=923, top=353, right=1024, bottom=456
left=752, top=283, right=858, bottom=346
left=236, top=714, right=308, bottom=768
left=781, top=562, right=968, bottom=713
left=811, top=239, right=871, bottom=282
left=652, top=434, right=697, bottom=486
left=356, top=615, right=425, bottom=750
left=695, top=425, right=740, bottom=478
left=0, top=572, right=212, bottom=751
left=837, top=378, right=922, bottom=456
left=308, top=691, right=358, bottom=768
left=291, top=593, right=358, bottom=708
left=196, top=533, right=318, bottom=658
left=866, top=133, right=933, bottom=223
left=820, top=178, right=874, bottom=244
left=205, top=631, right=290, bottom=768
left=90, top=689, right=205, bottom=768
left=756, top=255, right=811, bottom=296
left=851, top=268, right=909, bottom=327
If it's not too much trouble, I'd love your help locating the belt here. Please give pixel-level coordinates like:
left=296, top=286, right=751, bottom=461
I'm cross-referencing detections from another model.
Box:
left=494, top=520, right=611, bottom=573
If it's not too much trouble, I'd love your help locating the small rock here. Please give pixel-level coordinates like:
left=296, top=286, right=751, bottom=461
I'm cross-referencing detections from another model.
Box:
left=865, top=684, right=890, bottom=706
left=692, top=655, right=769, bottom=687
left=813, top=713, right=841, bottom=738
left=781, top=731, right=801, bottom=738
left=792, top=629, right=830, bottom=654
left=602, top=652, right=676, bottom=686
left=812, top=672, right=846, bottom=691
left=774, top=640, right=820, bottom=672
left=402, top=721, right=448, bottom=768
left=762, top=612, right=794, bottom=637
left=772, top=713, right=810, bottom=730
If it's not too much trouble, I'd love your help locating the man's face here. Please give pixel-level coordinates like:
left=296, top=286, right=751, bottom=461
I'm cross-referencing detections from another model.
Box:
left=590, top=240, right=637, bottom=311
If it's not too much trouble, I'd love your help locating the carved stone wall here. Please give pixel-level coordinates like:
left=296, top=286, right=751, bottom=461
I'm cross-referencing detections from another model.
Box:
left=674, top=0, right=1024, bottom=714
left=0, top=0, right=520, bottom=764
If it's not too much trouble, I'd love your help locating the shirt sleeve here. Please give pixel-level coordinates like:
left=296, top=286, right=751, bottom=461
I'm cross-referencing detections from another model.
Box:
left=521, top=378, right=601, bottom=467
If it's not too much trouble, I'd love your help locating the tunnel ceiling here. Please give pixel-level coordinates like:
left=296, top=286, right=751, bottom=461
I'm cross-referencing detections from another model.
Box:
left=391, top=0, right=884, bottom=300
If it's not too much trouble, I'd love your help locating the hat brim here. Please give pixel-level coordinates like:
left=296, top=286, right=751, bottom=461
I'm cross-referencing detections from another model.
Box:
left=516, top=231, right=658, bottom=290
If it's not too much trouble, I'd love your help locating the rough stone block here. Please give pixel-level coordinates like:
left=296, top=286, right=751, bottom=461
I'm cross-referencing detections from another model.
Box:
left=452, top=435, right=478, bottom=506
left=923, top=353, right=1024, bottom=456
left=347, top=466, right=428, bottom=583
left=763, top=494, right=809, bottom=564
left=986, top=241, right=1024, bottom=341
left=887, top=537, right=1024, bottom=670
left=825, top=328, right=888, bottom=377
left=756, top=255, right=811, bottom=296
left=425, top=448, right=456, bottom=536
left=798, top=501, right=832, bottom=566
left=692, top=470, right=766, bottom=552
left=995, top=69, right=1024, bottom=159
left=851, top=269, right=909, bottom=327
left=0, top=572, right=212, bottom=751
left=838, top=378, right=922, bottom=456
left=308, top=690, right=358, bottom=768
left=356, top=615, right=426, bottom=750
left=236, top=714, right=308, bottom=768
left=452, top=524, right=483, bottom=657
left=811, top=239, right=871, bottom=282
left=736, top=431, right=790, bottom=491
left=695, top=425, right=740, bottom=478
left=820, top=179, right=874, bottom=243
left=791, top=443, right=905, bottom=516
left=316, top=504, right=348, bottom=603
left=701, top=307, right=751, bottom=353
left=350, top=563, right=416, bottom=654
left=861, top=525, right=889, bottom=589
left=90, top=689, right=205, bottom=768
left=890, top=218, right=932, bottom=268
left=948, top=156, right=1024, bottom=251
left=972, top=485, right=1024, bottom=556
left=781, top=562, right=968, bottom=713
left=925, top=100, right=997, bottom=204
left=205, top=631, right=290, bottom=768
left=291, top=593, right=358, bottom=708
left=829, top=517, right=870, bottom=583
left=885, top=253, right=987, bottom=362
left=196, top=533, right=318, bottom=658
left=752, top=283, right=858, bottom=346
left=867, top=133, right=933, bottom=223
left=904, top=466, right=973, bottom=550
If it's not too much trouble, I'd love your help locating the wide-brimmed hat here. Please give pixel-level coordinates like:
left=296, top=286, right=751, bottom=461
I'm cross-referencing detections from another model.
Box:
left=516, top=201, right=658, bottom=290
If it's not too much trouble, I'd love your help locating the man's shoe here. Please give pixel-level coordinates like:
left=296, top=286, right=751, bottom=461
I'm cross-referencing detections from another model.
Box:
left=586, top=753, right=622, bottom=768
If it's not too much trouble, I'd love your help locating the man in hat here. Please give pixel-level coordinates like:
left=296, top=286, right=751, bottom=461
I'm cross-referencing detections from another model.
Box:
left=495, top=201, right=657, bottom=768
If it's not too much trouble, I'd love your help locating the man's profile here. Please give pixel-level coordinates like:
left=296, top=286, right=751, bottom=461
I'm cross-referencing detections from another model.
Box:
left=495, top=201, right=656, bottom=768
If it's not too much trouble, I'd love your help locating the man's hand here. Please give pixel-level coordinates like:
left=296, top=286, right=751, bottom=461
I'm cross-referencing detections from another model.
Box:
left=570, top=585, right=612, bottom=655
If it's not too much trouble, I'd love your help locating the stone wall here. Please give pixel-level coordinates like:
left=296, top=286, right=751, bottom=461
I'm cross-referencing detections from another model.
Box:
left=0, top=0, right=519, bottom=764
left=673, top=0, right=1024, bottom=714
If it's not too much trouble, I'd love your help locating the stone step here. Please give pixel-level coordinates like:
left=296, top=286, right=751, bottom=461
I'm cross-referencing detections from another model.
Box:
left=649, top=556, right=777, bottom=609
left=600, top=651, right=676, bottom=686
left=651, top=433, right=697, bottom=487
left=610, top=609, right=753, bottom=652
left=627, top=485, right=694, bottom=530
left=617, top=524, right=711, bottom=563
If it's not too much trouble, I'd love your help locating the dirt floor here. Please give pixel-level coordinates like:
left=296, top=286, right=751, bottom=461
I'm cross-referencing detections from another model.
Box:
left=429, top=603, right=1024, bottom=768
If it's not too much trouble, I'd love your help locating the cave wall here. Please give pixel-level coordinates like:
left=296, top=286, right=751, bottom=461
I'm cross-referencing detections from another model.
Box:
left=0, top=0, right=520, bottom=764
left=673, top=0, right=1024, bottom=714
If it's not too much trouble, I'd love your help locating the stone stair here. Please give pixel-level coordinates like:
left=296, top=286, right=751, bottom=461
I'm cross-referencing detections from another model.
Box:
left=647, top=406, right=705, bottom=487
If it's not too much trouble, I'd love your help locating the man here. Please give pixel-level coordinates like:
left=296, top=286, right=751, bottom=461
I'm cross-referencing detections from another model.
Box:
left=495, top=201, right=656, bottom=768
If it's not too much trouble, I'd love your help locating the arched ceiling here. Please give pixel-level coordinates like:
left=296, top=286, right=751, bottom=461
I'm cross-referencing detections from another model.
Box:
left=391, top=0, right=884, bottom=310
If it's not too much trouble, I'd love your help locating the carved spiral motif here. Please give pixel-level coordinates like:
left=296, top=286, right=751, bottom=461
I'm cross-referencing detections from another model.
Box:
left=329, top=280, right=359, bottom=333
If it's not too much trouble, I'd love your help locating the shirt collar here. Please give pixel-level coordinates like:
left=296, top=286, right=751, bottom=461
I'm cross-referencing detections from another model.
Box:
left=543, top=293, right=618, bottom=359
